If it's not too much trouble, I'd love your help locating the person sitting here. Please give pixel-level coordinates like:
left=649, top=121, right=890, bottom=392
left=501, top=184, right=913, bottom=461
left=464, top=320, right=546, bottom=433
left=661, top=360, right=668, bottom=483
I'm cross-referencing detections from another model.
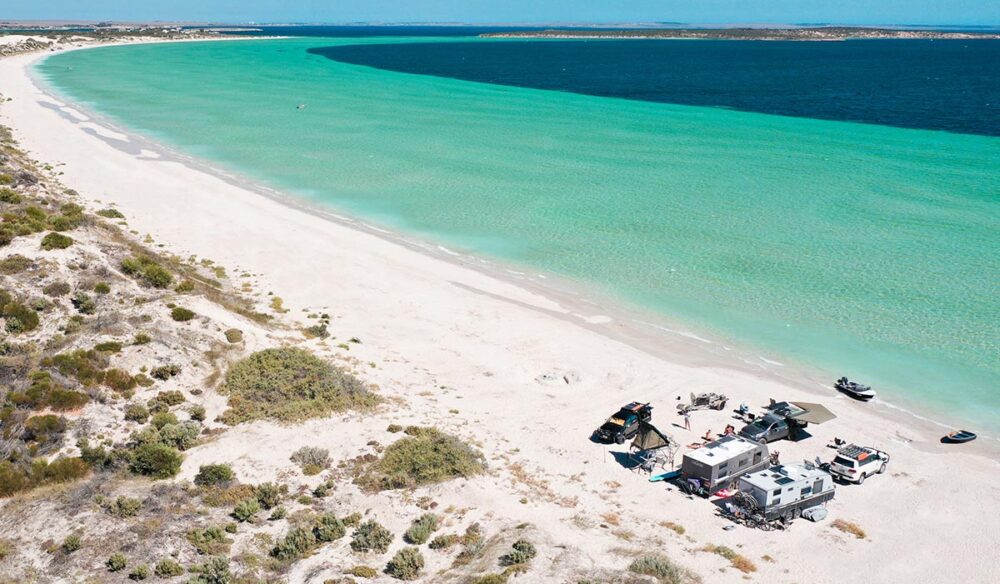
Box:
left=703, top=429, right=713, bottom=441
left=738, top=402, right=749, bottom=416
left=724, top=424, right=735, bottom=435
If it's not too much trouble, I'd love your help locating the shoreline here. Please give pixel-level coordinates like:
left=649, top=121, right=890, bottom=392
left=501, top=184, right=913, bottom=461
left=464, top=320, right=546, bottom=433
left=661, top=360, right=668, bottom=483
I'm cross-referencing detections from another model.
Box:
left=4, top=39, right=1000, bottom=584
left=24, top=39, right=996, bottom=443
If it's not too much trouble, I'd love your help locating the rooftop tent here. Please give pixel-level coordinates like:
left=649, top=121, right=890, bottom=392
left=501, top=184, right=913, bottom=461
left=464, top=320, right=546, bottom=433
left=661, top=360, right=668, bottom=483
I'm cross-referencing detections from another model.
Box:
left=787, top=402, right=837, bottom=425
left=630, top=421, right=674, bottom=451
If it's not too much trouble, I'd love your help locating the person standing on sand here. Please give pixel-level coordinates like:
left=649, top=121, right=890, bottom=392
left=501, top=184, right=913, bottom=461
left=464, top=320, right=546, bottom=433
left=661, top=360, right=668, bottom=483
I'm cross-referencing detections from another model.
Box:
left=683, top=411, right=691, bottom=430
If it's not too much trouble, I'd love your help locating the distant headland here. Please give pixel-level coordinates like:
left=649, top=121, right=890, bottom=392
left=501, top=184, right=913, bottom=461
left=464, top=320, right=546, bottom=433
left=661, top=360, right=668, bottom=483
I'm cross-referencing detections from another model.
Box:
left=481, top=27, right=1000, bottom=41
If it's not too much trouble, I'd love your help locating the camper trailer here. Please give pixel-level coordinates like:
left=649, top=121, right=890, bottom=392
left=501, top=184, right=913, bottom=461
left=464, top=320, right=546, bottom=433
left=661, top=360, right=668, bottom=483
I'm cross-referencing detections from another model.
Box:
left=736, top=463, right=836, bottom=522
left=679, top=435, right=769, bottom=496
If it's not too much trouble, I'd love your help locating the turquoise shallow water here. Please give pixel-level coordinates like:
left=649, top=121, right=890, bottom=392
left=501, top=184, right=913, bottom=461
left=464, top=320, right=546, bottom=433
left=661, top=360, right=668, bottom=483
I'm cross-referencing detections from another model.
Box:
left=36, top=38, right=1000, bottom=429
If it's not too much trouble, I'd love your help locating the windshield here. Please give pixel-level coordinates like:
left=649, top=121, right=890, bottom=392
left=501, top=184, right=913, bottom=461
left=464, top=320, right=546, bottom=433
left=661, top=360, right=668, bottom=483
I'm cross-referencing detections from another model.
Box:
left=747, top=420, right=768, bottom=431
left=833, top=456, right=855, bottom=467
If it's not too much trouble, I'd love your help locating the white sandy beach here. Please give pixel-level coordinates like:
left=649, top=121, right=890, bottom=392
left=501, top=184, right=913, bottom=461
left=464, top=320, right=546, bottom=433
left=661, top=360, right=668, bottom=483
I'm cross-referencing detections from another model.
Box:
left=2, top=42, right=999, bottom=583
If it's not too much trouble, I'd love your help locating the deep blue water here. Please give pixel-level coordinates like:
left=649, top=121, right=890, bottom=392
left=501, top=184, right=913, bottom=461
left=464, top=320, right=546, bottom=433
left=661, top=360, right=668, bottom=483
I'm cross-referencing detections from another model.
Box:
left=312, top=39, right=1000, bottom=135
left=222, top=25, right=545, bottom=37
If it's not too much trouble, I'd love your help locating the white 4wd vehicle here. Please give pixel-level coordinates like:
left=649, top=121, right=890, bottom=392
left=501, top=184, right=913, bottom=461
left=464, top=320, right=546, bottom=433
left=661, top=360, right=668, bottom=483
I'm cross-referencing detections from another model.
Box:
left=829, top=445, right=889, bottom=484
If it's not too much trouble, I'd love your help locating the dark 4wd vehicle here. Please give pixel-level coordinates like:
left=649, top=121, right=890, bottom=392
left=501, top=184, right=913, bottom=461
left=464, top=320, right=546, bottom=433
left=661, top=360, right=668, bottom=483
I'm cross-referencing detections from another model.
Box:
left=593, top=402, right=653, bottom=444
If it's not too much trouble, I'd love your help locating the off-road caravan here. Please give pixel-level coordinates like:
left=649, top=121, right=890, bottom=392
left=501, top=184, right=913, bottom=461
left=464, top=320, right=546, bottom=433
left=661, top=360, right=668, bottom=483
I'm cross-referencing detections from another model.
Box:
left=679, top=435, right=769, bottom=496
left=735, top=463, right=836, bottom=523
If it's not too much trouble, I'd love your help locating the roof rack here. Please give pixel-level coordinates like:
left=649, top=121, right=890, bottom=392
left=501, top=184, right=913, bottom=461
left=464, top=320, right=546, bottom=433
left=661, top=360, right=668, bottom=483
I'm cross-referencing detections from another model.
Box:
left=836, top=444, right=871, bottom=459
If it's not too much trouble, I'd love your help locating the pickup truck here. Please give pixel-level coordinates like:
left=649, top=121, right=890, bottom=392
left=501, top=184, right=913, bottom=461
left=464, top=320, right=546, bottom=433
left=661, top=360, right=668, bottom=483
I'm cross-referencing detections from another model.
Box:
left=593, top=402, right=652, bottom=444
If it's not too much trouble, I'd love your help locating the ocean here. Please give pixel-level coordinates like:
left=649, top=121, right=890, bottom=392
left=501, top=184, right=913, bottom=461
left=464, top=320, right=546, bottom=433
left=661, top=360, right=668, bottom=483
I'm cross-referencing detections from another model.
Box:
left=35, top=35, right=1000, bottom=429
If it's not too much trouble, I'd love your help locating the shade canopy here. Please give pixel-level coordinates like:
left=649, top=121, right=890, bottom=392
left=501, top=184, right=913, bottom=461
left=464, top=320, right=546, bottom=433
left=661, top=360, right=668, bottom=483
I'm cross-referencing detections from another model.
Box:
left=788, top=402, right=837, bottom=425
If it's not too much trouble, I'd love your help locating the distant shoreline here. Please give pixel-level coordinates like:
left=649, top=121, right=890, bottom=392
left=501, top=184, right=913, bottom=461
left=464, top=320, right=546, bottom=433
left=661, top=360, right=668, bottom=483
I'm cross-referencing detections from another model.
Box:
left=481, top=27, right=1000, bottom=41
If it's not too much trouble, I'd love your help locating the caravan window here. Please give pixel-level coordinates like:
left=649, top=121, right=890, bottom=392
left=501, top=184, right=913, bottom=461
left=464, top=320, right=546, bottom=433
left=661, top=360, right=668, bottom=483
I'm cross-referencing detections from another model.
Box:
left=772, top=489, right=781, bottom=496
left=738, top=457, right=749, bottom=467
left=718, top=463, right=729, bottom=477
left=801, top=486, right=812, bottom=496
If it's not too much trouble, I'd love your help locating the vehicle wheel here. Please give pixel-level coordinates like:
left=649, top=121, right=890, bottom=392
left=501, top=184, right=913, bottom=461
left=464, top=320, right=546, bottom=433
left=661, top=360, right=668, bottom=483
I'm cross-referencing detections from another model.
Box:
left=878, top=463, right=887, bottom=474
left=857, top=473, right=866, bottom=485
left=793, top=507, right=802, bottom=519
left=614, top=434, right=625, bottom=445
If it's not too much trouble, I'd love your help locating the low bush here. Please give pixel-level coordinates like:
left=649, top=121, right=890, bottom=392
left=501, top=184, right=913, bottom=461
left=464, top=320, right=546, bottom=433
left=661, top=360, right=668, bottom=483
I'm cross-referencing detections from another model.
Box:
left=194, top=464, right=235, bottom=487
left=107, top=552, right=128, bottom=572
left=128, top=563, right=150, bottom=580
left=133, top=332, right=152, bottom=345
left=360, top=427, right=485, bottom=491
left=154, top=558, right=184, bottom=577
left=0, top=457, right=89, bottom=497
left=701, top=544, right=756, bottom=573
left=94, top=341, right=123, bottom=353
left=170, top=306, right=196, bottom=322
left=628, top=554, right=699, bottom=584
left=313, top=513, right=347, bottom=542
left=500, top=539, right=537, bottom=567
left=429, top=534, right=459, bottom=550
left=269, top=506, right=287, bottom=520
left=232, top=498, right=260, bottom=522
left=43, top=281, right=71, bottom=297
left=151, top=412, right=178, bottom=429
left=96, top=208, right=125, bottom=219
left=290, top=446, right=330, bottom=475
left=175, top=280, right=195, bottom=293
left=471, top=575, right=508, bottom=584
left=129, top=443, right=183, bottom=479
left=1, top=290, right=40, bottom=333
left=187, top=556, right=231, bottom=584
left=271, top=526, right=317, bottom=561
left=220, top=347, right=377, bottom=425
left=72, top=292, right=96, bottom=315
left=224, top=328, right=243, bottom=343
left=48, top=349, right=108, bottom=387
left=103, top=495, right=142, bottom=518
left=155, top=390, right=186, bottom=406
left=255, top=482, right=283, bottom=509
left=347, top=566, right=378, bottom=578
left=0, top=254, right=32, bottom=274
left=40, top=232, right=73, bottom=250
left=94, top=282, right=111, bottom=294
left=124, top=403, right=150, bottom=423
left=350, top=520, right=393, bottom=554
left=404, top=513, right=440, bottom=545
left=189, top=404, right=207, bottom=422
left=187, top=526, right=230, bottom=556
left=832, top=519, right=867, bottom=539
left=104, top=368, right=138, bottom=393
left=386, top=547, right=424, bottom=580
left=62, top=534, right=82, bottom=553
left=121, top=255, right=172, bottom=289
left=150, top=364, right=181, bottom=380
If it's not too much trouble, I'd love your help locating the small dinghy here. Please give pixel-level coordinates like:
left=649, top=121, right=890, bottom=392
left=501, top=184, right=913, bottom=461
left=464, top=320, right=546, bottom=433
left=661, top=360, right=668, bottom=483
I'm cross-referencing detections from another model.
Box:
left=835, top=377, right=876, bottom=401
left=942, top=430, right=976, bottom=444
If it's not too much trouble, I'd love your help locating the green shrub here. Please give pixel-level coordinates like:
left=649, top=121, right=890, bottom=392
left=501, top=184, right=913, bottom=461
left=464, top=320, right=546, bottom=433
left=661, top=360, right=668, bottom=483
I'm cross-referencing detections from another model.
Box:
left=103, top=495, right=142, bottom=518
left=121, top=256, right=172, bottom=289
left=96, top=208, right=125, bottom=219
left=71, top=292, right=96, bottom=315
left=0, top=187, right=22, bottom=203
left=187, top=526, right=230, bottom=556
left=428, top=534, right=459, bottom=550
left=1, top=291, right=40, bottom=333
left=350, top=520, right=393, bottom=554
left=500, top=539, right=537, bottom=567
left=151, top=412, right=178, bottom=428
left=62, top=533, right=82, bottom=553
left=104, top=368, right=137, bottom=393
left=150, top=364, right=181, bottom=380
left=130, top=443, right=183, bottom=479
left=124, top=403, right=150, bottom=423
left=43, top=281, right=71, bottom=297
left=40, top=232, right=73, bottom=250
left=170, top=307, right=195, bottom=322
left=255, top=482, right=283, bottom=509
left=362, top=427, right=485, bottom=491
left=94, top=341, right=123, bottom=353
left=133, top=332, right=152, bottom=345
left=313, top=513, right=346, bottom=542
left=188, top=404, right=207, bottom=422
left=232, top=498, right=260, bottom=522
left=175, top=280, right=195, bottom=293
left=290, top=446, right=330, bottom=475
left=94, top=282, right=111, bottom=294
left=49, top=349, right=107, bottom=386
left=628, top=554, right=697, bottom=584
left=0, top=254, right=32, bottom=274
left=128, top=563, right=150, bottom=580
left=155, top=390, right=186, bottom=406
left=271, top=526, right=317, bottom=561
left=471, top=575, right=508, bottom=584
left=269, top=506, right=287, bottom=520
left=187, top=556, right=231, bottom=584
left=386, top=547, right=424, bottom=580
left=404, top=513, right=440, bottom=545
left=195, top=464, right=235, bottom=487
left=154, top=558, right=184, bottom=577
left=347, top=566, right=378, bottom=578
left=23, top=414, right=66, bottom=445
left=224, top=328, right=243, bottom=343
left=0, top=457, right=89, bottom=497
left=220, top=347, right=377, bottom=425
left=107, top=552, right=128, bottom=572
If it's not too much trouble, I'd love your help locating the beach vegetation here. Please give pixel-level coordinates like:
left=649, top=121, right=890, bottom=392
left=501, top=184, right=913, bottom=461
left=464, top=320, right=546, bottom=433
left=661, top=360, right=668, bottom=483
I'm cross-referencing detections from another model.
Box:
left=40, top=231, right=73, bottom=250
left=62, top=533, right=82, bottom=553
left=1, top=292, right=40, bottom=333
left=0, top=187, right=22, bottom=203
left=628, top=553, right=700, bottom=584
left=175, top=279, right=195, bottom=293
left=187, top=556, right=232, bottom=584
left=359, top=426, right=485, bottom=491
left=404, top=513, right=440, bottom=545
left=347, top=565, right=378, bottom=578
left=96, top=208, right=125, bottom=219
left=429, top=534, right=459, bottom=550
left=154, top=558, right=184, bottom=577
left=290, top=446, right=330, bottom=475
left=831, top=519, right=866, bottom=539
left=121, top=255, right=173, bottom=289
left=170, top=306, right=196, bottom=322
left=150, top=364, right=181, bottom=380
left=128, top=563, right=150, bottom=580
left=94, top=281, right=111, bottom=294
left=129, top=442, right=183, bottom=479
left=219, top=347, right=377, bottom=425
left=43, top=281, right=71, bottom=297
left=313, top=513, right=347, bottom=542
left=94, top=340, right=123, bottom=353
left=224, top=328, right=243, bottom=343
left=500, top=539, right=537, bottom=567
left=700, top=544, right=756, bottom=573
left=271, top=526, right=317, bottom=561
left=386, top=547, right=424, bottom=580
left=350, top=520, right=393, bottom=554
left=254, top=482, right=283, bottom=509
left=102, top=495, right=143, bottom=518
left=132, top=331, right=152, bottom=345
left=189, top=404, right=207, bottom=421
left=72, top=291, right=96, bottom=314
left=107, top=552, right=128, bottom=572
left=187, top=526, right=231, bottom=556
left=0, top=254, right=32, bottom=274
left=0, top=456, right=89, bottom=497
left=154, top=390, right=186, bottom=406
left=232, top=498, right=261, bottom=522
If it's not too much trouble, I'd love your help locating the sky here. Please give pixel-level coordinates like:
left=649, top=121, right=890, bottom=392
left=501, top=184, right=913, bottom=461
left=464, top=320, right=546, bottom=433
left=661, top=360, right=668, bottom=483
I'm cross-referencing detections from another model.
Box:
left=2, top=0, right=997, bottom=26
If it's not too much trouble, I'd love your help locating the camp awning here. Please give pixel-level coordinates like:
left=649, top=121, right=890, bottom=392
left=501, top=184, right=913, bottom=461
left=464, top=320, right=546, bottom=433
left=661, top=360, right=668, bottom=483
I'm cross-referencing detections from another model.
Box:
left=631, top=421, right=675, bottom=451
left=788, top=402, right=837, bottom=425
